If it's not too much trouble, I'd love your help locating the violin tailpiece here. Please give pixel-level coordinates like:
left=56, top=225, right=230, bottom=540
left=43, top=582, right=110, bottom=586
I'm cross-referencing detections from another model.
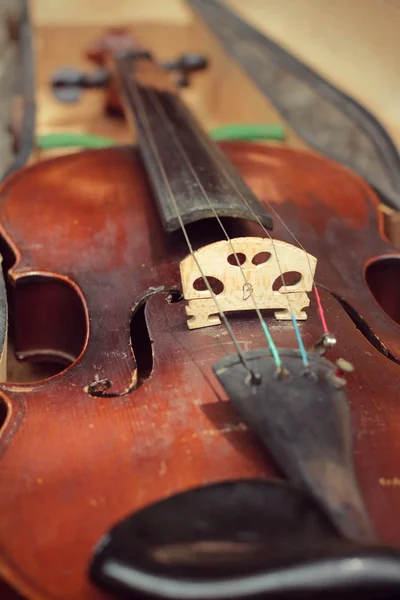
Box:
left=180, top=236, right=317, bottom=329
left=213, top=348, right=375, bottom=543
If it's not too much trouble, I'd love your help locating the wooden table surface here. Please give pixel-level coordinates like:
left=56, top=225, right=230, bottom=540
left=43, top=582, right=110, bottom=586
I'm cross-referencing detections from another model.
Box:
left=32, top=17, right=303, bottom=150
left=31, top=0, right=400, bottom=148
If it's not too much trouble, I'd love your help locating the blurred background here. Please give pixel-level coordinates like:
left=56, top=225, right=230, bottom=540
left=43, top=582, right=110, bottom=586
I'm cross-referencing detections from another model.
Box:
left=2, top=0, right=400, bottom=159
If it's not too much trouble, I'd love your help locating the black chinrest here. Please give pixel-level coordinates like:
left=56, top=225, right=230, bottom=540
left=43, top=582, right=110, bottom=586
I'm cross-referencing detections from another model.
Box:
left=89, top=479, right=400, bottom=599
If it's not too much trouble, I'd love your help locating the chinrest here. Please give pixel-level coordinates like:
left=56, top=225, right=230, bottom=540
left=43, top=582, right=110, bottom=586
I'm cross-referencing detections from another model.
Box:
left=89, top=480, right=400, bottom=599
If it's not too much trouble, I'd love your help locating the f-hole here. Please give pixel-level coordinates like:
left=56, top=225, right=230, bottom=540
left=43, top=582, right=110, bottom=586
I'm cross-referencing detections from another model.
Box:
left=130, top=289, right=182, bottom=386
left=130, top=301, right=153, bottom=385
left=7, top=277, right=87, bottom=382
left=0, top=232, right=88, bottom=382
left=0, top=398, right=8, bottom=432
left=365, top=257, right=400, bottom=325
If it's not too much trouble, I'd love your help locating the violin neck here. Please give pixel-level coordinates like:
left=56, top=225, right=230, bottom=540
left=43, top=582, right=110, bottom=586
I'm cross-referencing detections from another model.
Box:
left=115, top=51, right=273, bottom=233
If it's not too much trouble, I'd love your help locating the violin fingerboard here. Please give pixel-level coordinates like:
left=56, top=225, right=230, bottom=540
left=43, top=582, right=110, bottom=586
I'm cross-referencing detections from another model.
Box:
left=116, top=53, right=273, bottom=233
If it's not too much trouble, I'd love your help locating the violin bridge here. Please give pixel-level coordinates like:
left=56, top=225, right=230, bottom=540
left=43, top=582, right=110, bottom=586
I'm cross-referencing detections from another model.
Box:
left=179, top=237, right=317, bottom=330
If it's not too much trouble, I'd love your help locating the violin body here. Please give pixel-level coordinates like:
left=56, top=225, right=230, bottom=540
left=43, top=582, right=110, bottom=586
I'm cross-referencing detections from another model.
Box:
left=0, top=140, right=398, bottom=599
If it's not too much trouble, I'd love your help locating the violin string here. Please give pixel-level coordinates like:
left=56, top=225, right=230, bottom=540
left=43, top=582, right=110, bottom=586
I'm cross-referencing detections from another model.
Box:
left=199, top=131, right=330, bottom=344
left=261, top=201, right=329, bottom=335
left=144, top=86, right=282, bottom=369
left=195, top=3, right=329, bottom=338
left=126, top=63, right=260, bottom=379
left=187, top=122, right=310, bottom=366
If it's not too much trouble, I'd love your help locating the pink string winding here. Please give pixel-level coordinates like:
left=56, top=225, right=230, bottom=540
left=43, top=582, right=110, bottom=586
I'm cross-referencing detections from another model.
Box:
left=313, top=285, right=329, bottom=334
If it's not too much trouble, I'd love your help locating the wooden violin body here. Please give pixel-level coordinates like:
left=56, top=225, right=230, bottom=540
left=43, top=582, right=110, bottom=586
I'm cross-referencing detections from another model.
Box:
left=0, top=140, right=399, bottom=599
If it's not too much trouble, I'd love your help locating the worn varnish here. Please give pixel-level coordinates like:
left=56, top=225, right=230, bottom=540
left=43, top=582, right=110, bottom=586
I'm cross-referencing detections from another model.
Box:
left=0, top=142, right=399, bottom=599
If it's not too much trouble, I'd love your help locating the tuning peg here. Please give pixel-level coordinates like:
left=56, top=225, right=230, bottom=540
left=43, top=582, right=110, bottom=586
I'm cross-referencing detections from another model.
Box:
left=51, top=66, right=109, bottom=103
left=162, top=53, right=209, bottom=88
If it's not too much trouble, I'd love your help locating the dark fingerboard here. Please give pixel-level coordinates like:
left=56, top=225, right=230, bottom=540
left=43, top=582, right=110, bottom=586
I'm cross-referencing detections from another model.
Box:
left=115, top=52, right=273, bottom=233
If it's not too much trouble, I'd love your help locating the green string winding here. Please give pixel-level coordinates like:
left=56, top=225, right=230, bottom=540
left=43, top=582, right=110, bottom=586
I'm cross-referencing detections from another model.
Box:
left=37, top=123, right=285, bottom=150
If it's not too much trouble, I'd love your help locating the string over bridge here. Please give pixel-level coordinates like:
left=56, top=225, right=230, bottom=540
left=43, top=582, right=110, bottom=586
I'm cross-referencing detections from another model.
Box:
left=180, top=237, right=317, bottom=329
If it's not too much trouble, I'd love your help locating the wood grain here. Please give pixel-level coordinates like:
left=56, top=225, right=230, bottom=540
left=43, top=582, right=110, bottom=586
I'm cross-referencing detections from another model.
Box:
left=180, top=237, right=316, bottom=328
left=33, top=22, right=298, bottom=148
left=0, top=141, right=399, bottom=599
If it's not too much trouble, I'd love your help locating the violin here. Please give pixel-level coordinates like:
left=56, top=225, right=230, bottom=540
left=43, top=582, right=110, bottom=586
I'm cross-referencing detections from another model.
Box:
left=0, top=29, right=400, bottom=600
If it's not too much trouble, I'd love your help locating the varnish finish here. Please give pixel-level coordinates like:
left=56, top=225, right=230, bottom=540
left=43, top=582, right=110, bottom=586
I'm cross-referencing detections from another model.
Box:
left=0, top=142, right=399, bottom=599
